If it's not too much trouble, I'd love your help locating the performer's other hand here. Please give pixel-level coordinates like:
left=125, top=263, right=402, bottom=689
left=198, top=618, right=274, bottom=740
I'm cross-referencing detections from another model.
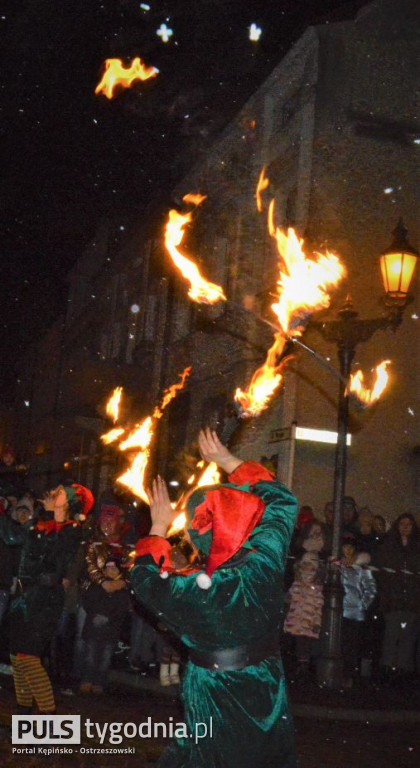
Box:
left=198, top=428, right=242, bottom=474
left=147, top=476, right=176, bottom=538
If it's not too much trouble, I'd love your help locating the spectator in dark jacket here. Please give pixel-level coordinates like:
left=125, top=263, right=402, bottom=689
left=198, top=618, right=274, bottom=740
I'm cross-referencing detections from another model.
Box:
left=373, top=513, right=420, bottom=677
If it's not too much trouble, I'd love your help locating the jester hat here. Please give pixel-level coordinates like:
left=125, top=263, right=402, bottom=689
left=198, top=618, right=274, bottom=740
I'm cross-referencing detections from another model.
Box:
left=63, top=484, right=94, bottom=521
left=186, top=461, right=274, bottom=588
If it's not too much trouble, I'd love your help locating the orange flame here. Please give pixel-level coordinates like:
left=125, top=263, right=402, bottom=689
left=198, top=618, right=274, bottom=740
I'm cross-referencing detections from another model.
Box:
left=164, top=200, right=227, bottom=305
left=168, top=460, right=221, bottom=534
left=119, top=416, right=154, bottom=452
left=101, top=427, right=125, bottom=445
left=235, top=334, right=291, bottom=416
left=106, top=387, right=123, bottom=423
left=271, top=224, right=345, bottom=336
left=95, top=57, right=158, bottom=99
left=115, top=369, right=190, bottom=502
left=182, top=193, right=207, bottom=207
left=255, top=167, right=269, bottom=212
left=153, top=366, right=192, bottom=418
left=117, top=447, right=152, bottom=504
left=235, top=203, right=345, bottom=416
left=347, top=360, right=391, bottom=405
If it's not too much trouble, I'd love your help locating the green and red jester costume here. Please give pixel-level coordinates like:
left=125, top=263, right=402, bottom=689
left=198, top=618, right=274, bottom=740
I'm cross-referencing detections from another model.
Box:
left=131, top=461, right=298, bottom=768
left=0, top=483, right=93, bottom=713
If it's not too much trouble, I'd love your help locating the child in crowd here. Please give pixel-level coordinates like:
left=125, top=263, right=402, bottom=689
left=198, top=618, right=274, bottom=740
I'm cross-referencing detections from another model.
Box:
left=79, top=505, right=131, bottom=694
left=339, top=535, right=377, bottom=686
left=284, top=524, right=326, bottom=676
left=81, top=555, right=130, bottom=694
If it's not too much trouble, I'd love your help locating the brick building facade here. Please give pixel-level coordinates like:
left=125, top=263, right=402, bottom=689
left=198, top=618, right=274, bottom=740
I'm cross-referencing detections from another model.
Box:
left=10, top=0, right=419, bottom=520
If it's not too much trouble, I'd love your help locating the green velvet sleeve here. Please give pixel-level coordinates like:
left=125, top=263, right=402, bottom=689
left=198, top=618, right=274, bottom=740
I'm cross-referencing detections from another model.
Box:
left=130, top=479, right=297, bottom=650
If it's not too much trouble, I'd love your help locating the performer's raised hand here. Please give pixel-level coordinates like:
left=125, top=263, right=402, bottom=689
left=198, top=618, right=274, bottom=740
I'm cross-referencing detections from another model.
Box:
left=198, top=427, right=242, bottom=474
left=147, top=476, right=176, bottom=538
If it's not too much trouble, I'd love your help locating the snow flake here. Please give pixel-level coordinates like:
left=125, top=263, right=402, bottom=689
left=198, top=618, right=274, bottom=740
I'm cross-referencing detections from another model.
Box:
left=156, top=23, right=173, bottom=43
left=249, top=23, right=262, bottom=42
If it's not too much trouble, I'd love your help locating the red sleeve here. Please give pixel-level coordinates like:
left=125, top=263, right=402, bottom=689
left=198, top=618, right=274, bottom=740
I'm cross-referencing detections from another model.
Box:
left=135, top=536, right=172, bottom=569
left=228, top=460, right=275, bottom=486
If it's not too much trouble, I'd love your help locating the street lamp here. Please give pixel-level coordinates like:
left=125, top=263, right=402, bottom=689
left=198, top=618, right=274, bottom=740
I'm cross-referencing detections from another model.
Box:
left=314, top=219, right=418, bottom=690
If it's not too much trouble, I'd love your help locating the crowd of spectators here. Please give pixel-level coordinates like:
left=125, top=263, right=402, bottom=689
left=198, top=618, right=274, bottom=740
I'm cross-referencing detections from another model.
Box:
left=0, top=479, right=419, bottom=699
left=285, top=499, right=420, bottom=686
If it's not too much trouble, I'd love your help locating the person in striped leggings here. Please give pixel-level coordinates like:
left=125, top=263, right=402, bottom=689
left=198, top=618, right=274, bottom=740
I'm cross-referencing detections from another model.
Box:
left=0, top=483, right=94, bottom=713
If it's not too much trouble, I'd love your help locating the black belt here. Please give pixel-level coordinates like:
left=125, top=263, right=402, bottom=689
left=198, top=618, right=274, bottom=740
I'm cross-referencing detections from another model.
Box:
left=189, top=633, right=280, bottom=671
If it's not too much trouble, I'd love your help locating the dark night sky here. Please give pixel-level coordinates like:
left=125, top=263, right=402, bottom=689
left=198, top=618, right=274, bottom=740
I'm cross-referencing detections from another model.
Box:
left=0, top=0, right=368, bottom=394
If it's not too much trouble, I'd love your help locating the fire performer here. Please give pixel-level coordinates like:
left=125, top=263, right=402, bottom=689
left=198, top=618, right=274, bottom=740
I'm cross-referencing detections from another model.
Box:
left=130, top=428, right=298, bottom=768
left=0, top=484, right=93, bottom=713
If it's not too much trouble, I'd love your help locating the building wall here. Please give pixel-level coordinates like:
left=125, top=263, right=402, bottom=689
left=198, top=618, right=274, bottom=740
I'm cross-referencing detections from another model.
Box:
left=12, top=0, right=419, bottom=520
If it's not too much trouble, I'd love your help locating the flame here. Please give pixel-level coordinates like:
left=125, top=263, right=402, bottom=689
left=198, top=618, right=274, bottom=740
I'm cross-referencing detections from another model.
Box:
left=95, top=57, right=158, bottom=99
left=195, top=461, right=221, bottom=487
left=168, top=511, right=186, bottom=535
left=271, top=225, right=345, bottom=336
left=117, top=448, right=152, bottom=504
left=167, top=460, right=221, bottom=535
left=235, top=334, right=291, bottom=416
left=115, top=369, right=190, bottom=502
left=255, top=167, right=269, bottom=212
left=153, top=366, right=192, bottom=417
left=119, top=416, right=154, bottom=452
left=106, top=387, right=123, bottom=423
left=235, top=202, right=345, bottom=417
left=183, top=193, right=207, bottom=207
left=347, top=360, right=391, bottom=405
left=101, top=427, right=125, bottom=445
left=164, top=202, right=227, bottom=305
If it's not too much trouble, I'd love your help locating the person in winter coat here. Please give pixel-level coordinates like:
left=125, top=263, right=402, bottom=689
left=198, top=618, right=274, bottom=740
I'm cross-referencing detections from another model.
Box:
left=130, top=428, right=298, bottom=768
left=340, top=536, right=377, bottom=684
left=79, top=504, right=131, bottom=694
left=373, top=513, right=420, bottom=676
left=284, top=551, right=324, bottom=675
left=0, top=484, right=93, bottom=713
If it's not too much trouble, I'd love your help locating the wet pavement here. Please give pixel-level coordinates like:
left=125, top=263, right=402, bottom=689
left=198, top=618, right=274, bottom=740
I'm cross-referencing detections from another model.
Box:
left=0, top=670, right=419, bottom=767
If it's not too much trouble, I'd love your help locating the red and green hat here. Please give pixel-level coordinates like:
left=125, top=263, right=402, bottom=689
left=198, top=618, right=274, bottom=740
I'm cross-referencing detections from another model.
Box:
left=186, top=461, right=274, bottom=588
left=63, top=484, right=94, bottom=521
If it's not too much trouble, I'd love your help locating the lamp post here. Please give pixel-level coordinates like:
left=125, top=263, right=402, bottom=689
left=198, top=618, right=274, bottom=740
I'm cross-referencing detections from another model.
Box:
left=315, top=219, right=418, bottom=689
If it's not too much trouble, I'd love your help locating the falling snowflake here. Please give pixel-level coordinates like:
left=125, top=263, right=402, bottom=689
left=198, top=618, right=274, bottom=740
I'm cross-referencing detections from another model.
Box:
left=156, top=23, right=173, bottom=43
left=249, top=23, right=262, bottom=42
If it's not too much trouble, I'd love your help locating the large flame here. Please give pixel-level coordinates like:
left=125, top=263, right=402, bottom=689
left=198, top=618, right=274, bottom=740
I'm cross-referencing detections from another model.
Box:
left=164, top=196, right=227, bottom=305
left=255, top=167, right=269, bottom=212
left=235, top=193, right=345, bottom=416
left=235, top=334, right=291, bottom=416
left=95, top=57, right=158, bottom=99
left=347, top=360, right=391, bottom=405
left=106, top=387, right=123, bottom=423
left=271, top=224, right=345, bottom=336
left=115, top=369, right=191, bottom=502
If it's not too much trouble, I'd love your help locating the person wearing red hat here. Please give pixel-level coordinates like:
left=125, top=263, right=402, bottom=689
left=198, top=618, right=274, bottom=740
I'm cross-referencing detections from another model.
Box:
left=130, top=428, right=298, bottom=768
left=0, top=483, right=94, bottom=714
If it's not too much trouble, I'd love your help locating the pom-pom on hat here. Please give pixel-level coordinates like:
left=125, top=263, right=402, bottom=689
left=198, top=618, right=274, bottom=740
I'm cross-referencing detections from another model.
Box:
left=63, top=484, right=94, bottom=521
